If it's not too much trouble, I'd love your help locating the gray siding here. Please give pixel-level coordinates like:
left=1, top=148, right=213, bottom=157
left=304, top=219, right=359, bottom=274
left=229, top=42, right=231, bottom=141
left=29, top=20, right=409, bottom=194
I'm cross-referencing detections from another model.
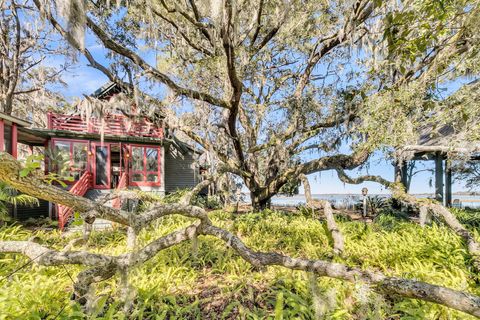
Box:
left=164, top=147, right=198, bottom=193
left=13, top=199, right=50, bottom=220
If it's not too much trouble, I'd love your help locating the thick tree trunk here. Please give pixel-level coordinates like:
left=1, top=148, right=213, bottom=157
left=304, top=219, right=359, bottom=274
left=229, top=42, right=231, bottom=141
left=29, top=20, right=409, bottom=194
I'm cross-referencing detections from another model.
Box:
left=0, top=99, right=13, bottom=115
left=251, top=192, right=272, bottom=211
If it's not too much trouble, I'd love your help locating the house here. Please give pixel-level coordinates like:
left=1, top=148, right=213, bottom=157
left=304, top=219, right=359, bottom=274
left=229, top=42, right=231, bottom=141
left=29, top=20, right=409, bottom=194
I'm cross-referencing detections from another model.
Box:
left=1, top=83, right=201, bottom=228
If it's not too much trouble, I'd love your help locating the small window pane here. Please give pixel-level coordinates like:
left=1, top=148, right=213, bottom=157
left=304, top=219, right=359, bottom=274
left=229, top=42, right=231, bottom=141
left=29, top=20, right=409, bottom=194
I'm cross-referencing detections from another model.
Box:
left=54, top=142, right=70, bottom=174
left=146, top=148, right=158, bottom=172
left=147, top=173, right=158, bottom=182
left=95, top=146, right=108, bottom=186
left=73, top=143, right=88, bottom=172
left=4, top=125, right=12, bottom=154
left=132, top=173, right=144, bottom=182
left=132, top=147, right=143, bottom=171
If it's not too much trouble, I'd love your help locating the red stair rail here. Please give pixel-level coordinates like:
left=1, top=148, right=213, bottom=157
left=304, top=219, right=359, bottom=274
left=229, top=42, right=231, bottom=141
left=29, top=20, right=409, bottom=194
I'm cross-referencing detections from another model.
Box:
left=112, top=172, right=128, bottom=209
left=57, top=171, right=92, bottom=229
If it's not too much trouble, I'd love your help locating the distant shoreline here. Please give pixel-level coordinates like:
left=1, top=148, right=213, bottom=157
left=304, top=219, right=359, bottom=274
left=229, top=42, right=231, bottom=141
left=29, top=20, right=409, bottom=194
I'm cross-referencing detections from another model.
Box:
left=269, top=192, right=480, bottom=197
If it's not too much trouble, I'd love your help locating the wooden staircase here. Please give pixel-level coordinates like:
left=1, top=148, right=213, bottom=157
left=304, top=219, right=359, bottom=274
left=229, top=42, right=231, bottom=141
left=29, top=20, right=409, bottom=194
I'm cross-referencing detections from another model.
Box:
left=57, top=171, right=92, bottom=229
left=112, top=172, right=128, bottom=209
left=57, top=171, right=128, bottom=229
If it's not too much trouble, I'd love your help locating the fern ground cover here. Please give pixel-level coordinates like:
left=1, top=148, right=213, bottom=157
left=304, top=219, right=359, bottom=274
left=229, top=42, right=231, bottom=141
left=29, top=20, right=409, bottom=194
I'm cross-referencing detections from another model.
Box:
left=0, top=209, right=479, bottom=319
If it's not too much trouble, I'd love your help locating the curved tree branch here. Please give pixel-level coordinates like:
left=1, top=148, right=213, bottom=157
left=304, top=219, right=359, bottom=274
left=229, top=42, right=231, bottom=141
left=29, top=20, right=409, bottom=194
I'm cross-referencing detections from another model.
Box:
left=299, top=174, right=344, bottom=255
left=335, top=168, right=480, bottom=271
left=1, top=152, right=480, bottom=316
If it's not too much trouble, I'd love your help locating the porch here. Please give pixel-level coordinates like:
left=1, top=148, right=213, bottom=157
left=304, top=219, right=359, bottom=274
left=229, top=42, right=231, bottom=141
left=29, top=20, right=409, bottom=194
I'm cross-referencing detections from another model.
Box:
left=47, top=112, right=163, bottom=138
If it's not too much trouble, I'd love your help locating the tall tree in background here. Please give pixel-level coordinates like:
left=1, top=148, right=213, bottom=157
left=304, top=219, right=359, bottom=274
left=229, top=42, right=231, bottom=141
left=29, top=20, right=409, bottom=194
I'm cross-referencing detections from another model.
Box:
left=454, top=162, right=480, bottom=191
left=0, top=0, right=68, bottom=124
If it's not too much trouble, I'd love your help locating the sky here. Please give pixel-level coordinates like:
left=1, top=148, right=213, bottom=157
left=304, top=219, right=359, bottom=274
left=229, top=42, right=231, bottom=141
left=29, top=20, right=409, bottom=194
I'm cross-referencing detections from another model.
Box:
left=51, top=31, right=469, bottom=196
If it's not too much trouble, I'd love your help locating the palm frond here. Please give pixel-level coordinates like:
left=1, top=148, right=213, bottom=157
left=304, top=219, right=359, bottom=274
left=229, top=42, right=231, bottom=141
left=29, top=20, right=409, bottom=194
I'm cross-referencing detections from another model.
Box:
left=10, top=194, right=39, bottom=207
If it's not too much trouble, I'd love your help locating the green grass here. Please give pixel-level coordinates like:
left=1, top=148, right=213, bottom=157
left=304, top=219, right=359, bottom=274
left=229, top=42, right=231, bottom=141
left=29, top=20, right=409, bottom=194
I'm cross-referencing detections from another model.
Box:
left=0, top=209, right=479, bottom=319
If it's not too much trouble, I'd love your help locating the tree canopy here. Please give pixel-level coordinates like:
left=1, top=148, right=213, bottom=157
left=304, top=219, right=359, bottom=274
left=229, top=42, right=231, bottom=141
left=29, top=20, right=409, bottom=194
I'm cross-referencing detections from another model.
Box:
left=1, top=0, right=70, bottom=124
left=27, top=0, right=480, bottom=207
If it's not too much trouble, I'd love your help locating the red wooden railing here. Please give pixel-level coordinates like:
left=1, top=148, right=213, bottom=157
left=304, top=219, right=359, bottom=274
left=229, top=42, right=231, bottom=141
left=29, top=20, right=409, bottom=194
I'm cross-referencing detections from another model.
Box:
left=57, top=171, right=93, bottom=229
left=47, top=112, right=163, bottom=138
left=112, top=171, right=128, bottom=209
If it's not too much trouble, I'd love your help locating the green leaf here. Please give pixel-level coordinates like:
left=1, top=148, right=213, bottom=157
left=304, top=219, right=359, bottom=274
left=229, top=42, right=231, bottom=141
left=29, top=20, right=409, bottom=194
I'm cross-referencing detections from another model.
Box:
left=274, top=291, right=284, bottom=320
left=19, top=169, right=30, bottom=177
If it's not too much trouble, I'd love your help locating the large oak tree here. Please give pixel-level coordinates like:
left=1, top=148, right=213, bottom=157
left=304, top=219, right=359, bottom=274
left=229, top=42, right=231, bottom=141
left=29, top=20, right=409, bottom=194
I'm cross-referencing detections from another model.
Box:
left=30, top=0, right=480, bottom=208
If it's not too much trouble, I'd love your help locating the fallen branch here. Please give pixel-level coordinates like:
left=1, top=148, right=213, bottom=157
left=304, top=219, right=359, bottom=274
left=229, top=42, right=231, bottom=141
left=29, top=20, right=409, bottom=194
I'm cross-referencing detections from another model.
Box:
left=318, top=200, right=345, bottom=255
left=2, top=221, right=480, bottom=317
left=1, top=153, right=480, bottom=316
left=336, top=168, right=480, bottom=271
left=300, top=174, right=344, bottom=254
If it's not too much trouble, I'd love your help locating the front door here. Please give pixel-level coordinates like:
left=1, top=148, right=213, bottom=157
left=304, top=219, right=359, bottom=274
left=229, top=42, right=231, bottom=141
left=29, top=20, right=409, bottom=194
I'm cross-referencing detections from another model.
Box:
left=93, top=143, right=110, bottom=189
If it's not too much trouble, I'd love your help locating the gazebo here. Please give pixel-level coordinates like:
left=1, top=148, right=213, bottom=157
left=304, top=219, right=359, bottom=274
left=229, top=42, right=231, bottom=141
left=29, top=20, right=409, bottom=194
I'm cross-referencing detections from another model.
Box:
left=395, top=125, right=480, bottom=207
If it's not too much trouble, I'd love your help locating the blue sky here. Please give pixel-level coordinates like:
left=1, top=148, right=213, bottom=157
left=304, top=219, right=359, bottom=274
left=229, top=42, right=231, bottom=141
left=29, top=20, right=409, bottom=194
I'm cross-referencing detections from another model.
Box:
left=53, top=34, right=467, bottom=196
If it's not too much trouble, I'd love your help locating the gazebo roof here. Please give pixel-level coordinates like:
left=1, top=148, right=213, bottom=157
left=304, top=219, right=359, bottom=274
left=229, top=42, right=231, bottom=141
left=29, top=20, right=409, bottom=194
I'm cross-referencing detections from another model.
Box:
left=405, top=124, right=480, bottom=160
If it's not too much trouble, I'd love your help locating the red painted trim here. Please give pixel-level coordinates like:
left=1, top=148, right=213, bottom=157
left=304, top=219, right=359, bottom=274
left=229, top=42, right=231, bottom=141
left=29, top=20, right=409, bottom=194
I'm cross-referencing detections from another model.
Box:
left=44, top=139, right=50, bottom=175
left=122, top=143, right=130, bottom=187
left=11, top=124, right=17, bottom=158
left=128, top=144, right=162, bottom=187
left=47, top=112, right=53, bottom=129
left=0, top=120, right=4, bottom=152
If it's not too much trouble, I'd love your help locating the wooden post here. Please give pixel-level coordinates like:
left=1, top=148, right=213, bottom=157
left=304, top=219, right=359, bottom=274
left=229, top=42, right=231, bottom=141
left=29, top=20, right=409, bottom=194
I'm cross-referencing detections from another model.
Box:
left=401, top=161, right=408, bottom=191
left=434, top=153, right=444, bottom=203
left=445, top=159, right=452, bottom=207
left=361, top=187, right=368, bottom=217
left=11, top=123, right=17, bottom=158
left=0, top=120, right=4, bottom=152
left=47, top=112, right=53, bottom=129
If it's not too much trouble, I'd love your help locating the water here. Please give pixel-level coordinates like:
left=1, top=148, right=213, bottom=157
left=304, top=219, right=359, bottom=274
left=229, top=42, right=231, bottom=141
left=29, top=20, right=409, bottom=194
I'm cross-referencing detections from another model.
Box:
left=269, top=194, right=480, bottom=209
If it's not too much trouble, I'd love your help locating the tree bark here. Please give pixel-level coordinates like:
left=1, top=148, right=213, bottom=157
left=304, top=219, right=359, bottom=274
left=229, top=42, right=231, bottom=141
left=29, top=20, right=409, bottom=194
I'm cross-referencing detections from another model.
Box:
left=251, top=191, right=272, bottom=211
left=319, top=200, right=345, bottom=255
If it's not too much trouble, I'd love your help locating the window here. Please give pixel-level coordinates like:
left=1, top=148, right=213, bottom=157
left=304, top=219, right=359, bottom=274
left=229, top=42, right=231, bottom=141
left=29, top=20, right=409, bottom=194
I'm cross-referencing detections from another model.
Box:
left=130, top=146, right=161, bottom=186
left=4, top=124, right=12, bottom=154
left=52, top=140, right=88, bottom=180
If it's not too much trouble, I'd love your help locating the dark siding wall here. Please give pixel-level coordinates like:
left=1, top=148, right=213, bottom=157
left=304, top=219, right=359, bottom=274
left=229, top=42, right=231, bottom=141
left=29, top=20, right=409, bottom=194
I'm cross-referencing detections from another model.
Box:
left=164, top=147, right=198, bottom=193
left=14, top=199, right=50, bottom=220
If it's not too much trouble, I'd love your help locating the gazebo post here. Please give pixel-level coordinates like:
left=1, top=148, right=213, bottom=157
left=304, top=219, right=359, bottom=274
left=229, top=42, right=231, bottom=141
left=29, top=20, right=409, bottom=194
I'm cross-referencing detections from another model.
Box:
left=445, top=159, right=452, bottom=207
left=434, top=153, right=444, bottom=203
left=401, top=161, right=409, bottom=192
